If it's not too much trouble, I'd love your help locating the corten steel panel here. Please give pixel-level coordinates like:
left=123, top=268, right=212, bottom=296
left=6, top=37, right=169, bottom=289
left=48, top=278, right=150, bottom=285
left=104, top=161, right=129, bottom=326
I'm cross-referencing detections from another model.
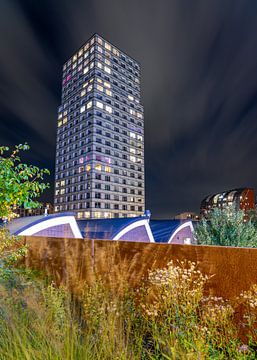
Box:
left=24, top=236, right=257, bottom=299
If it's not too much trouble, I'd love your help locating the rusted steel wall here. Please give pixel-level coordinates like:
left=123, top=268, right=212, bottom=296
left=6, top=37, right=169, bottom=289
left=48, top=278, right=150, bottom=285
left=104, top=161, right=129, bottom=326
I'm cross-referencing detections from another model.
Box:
left=24, top=236, right=257, bottom=299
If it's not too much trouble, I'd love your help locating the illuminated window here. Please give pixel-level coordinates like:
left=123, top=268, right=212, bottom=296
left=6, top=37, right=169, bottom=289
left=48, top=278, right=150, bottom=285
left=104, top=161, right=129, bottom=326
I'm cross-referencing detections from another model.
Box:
left=105, top=42, right=111, bottom=51
left=63, top=117, right=67, bottom=124
left=97, top=37, right=103, bottom=45
left=105, top=166, right=111, bottom=173
left=104, top=59, right=111, bottom=66
left=137, top=135, right=143, bottom=141
left=79, top=166, right=84, bottom=173
left=90, top=61, right=94, bottom=69
left=130, top=156, right=136, bottom=163
left=96, top=101, right=103, bottom=109
left=97, top=84, right=103, bottom=92
left=60, top=189, right=65, bottom=195
left=97, top=78, right=103, bottom=84
left=113, top=48, right=119, bottom=56
left=84, top=211, right=90, bottom=218
left=137, top=112, right=143, bottom=119
left=94, top=212, right=101, bottom=218
left=128, top=95, right=134, bottom=101
left=80, top=106, right=85, bottom=113
left=79, top=157, right=84, bottom=164
left=78, top=49, right=83, bottom=57
left=104, top=66, right=111, bottom=74
left=83, top=66, right=89, bottom=74
left=88, top=84, right=93, bottom=92
left=84, top=51, right=89, bottom=59
left=60, top=180, right=65, bottom=186
left=104, top=81, right=111, bottom=88
left=72, top=54, right=77, bottom=62
left=58, top=121, right=62, bottom=127
left=81, top=90, right=86, bottom=97
left=87, top=101, right=92, bottom=109
left=86, top=165, right=91, bottom=172
left=106, top=105, right=112, bottom=114
left=95, top=164, right=102, bottom=171
left=130, top=132, right=136, bottom=138
left=130, top=148, right=136, bottom=154
left=58, top=113, right=62, bottom=119
left=97, top=62, right=102, bottom=69
left=105, top=89, right=112, bottom=96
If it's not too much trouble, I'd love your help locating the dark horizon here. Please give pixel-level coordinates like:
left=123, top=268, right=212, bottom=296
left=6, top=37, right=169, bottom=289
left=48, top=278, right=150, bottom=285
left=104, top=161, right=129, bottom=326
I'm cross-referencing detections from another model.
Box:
left=1, top=0, right=257, bottom=218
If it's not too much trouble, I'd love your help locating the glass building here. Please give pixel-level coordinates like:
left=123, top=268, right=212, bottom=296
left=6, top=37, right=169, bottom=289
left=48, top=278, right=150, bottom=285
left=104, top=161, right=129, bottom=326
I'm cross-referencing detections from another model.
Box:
left=54, top=34, right=145, bottom=219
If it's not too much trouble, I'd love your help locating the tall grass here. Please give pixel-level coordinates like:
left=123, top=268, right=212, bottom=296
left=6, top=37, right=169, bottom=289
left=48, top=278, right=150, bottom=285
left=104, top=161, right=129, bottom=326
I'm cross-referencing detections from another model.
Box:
left=0, top=261, right=257, bottom=359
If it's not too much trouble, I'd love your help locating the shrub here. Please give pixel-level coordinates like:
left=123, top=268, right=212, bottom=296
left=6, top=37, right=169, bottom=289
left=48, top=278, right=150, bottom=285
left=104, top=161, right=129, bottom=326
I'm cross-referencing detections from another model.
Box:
left=195, top=206, right=257, bottom=247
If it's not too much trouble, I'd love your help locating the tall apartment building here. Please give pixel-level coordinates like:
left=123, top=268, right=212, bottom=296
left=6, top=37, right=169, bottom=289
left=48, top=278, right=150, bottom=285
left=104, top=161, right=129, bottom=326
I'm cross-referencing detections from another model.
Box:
left=54, top=34, right=145, bottom=219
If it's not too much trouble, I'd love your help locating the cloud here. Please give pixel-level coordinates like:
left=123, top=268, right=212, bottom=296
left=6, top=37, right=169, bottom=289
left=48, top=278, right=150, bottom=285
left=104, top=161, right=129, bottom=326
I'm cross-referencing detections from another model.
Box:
left=0, top=0, right=257, bottom=217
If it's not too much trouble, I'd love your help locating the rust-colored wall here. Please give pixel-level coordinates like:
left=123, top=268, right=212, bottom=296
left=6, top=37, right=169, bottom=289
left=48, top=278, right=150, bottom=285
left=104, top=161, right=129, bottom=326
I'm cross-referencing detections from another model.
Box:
left=24, top=236, right=257, bottom=299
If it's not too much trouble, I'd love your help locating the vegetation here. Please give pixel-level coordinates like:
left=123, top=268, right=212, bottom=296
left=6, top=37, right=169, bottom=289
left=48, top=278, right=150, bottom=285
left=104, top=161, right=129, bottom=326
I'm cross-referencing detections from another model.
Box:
left=195, top=205, right=257, bottom=247
left=0, top=143, right=49, bottom=220
left=0, top=260, right=257, bottom=359
left=0, top=143, right=49, bottom=278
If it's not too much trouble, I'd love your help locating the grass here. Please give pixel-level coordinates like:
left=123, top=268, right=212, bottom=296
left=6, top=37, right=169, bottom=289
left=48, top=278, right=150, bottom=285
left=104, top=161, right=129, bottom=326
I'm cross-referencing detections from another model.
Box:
left=0, top=260, right=257, bottom=359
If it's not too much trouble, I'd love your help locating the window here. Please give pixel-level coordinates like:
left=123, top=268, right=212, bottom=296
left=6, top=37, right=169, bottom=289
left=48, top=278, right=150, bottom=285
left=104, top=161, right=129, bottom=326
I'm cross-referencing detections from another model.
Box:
left=105, top=166, right=111, bottom=173
left=105, top=42, right=111, bottom=51
left=95, top=164, right=102, bottom=171
left=105, top=89, right=112, bottom=96
left=106, top=105, right=112, bottom=114
left=83, top=66, right=89, bottom=74
left=97, top=84, right=103, bottom=92
left=104, top=66, right=111, bottom=74
left=96, top=101, right=103, bottom=109
left=80, top=106, right=85, bottom=113
left=87, top=101, right=92, bottom=109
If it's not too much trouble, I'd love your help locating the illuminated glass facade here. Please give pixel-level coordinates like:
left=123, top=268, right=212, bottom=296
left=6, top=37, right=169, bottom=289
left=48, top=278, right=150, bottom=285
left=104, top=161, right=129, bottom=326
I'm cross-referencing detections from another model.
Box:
left=54, top=34, right=145, bottom=219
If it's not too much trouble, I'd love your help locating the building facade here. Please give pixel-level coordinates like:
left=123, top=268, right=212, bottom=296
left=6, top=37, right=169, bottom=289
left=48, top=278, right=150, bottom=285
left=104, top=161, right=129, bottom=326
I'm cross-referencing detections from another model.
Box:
left=54, top=34, right=145, bottom=219
left=14, top=203, right=53, bottom=218
left=200, top=188, right=255, bottom=217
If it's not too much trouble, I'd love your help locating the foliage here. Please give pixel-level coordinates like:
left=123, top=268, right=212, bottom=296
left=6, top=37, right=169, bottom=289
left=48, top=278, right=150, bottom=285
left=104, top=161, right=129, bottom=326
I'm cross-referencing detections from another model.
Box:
left=0, top=228, right=27, bottom=280
left=195, top=205, right=257, bottom=247
left=0, top=143, right=49, bottom=220
left=0, top=261, right=257, bottom=359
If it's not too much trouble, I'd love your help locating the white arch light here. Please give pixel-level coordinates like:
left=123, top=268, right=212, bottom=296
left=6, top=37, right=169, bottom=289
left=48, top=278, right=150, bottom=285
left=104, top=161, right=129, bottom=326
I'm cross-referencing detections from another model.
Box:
left=113, top=219, right=155, bottom=243
left=17, top=216, right=83, bottom=239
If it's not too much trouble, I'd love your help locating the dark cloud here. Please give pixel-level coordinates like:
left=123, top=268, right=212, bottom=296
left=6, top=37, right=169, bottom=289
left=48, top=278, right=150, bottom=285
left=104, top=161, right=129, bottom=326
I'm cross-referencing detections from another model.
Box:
left=0, top=0, right=257, bottom=217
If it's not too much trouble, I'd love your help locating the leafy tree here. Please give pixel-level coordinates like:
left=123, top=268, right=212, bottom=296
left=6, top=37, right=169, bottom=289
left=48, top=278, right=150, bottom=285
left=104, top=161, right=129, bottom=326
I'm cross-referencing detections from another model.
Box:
left=195, top=206, right=257, bottom=247
left=0, top=143, right=50, bottom=220
left=0, top=144, right=49, bottom=274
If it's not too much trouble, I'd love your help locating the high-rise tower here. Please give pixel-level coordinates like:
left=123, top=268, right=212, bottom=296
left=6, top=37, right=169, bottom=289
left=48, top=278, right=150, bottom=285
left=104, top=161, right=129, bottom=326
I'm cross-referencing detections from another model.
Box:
left=54, top=34, right=145, bottom=219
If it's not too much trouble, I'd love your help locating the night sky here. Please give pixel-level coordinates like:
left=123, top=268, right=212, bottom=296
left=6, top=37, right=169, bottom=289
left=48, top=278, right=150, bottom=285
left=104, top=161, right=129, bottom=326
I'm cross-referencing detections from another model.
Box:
left=1, top=0, right=257, bottom=218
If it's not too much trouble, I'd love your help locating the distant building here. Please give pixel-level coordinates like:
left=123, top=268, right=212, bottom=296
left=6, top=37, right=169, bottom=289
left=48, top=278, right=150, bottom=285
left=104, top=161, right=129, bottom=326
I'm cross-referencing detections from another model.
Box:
left=200, top=188, right=255, bottom=217
left=54, top=33, right=145, bottom=219
left=174, top=212, right=199, bottom=221
left=14, top=203, right=53, bottom=218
